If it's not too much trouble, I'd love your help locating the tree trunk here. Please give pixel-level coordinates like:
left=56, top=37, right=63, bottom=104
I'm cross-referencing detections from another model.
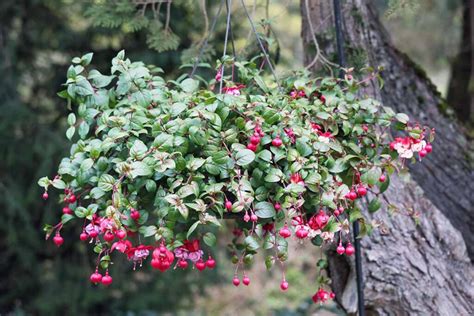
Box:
left=447, top=0, right=474, bottom=125
left=300, top=0, right=474, bottom=314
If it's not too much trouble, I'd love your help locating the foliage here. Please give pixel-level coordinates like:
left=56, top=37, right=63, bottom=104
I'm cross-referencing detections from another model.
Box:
left=39, top=51, right=434, bottom=300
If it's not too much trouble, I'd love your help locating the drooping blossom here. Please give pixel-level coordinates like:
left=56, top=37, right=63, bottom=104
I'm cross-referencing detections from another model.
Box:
left=284, top=128, right=296, bottom=143
left=317, top=131, right=333, bottom=144
left=308, top=210, right=329, bottom=230
left=151, top=244, right=175, bottom=272
left=312, top=288, right=334, bottom=303
left=111, top=240, right=132, bottom=253
left=223, top=84, right=245, bottom=96
left=99, top=217, right=117, bottom=233
left=174, top=239, right=203, bottom=263
left=289, top=89, right=306, bottom=99
left=390, top=136, right=428, bottom=159
left=290, top=173, right=305, bottom=186
left=126, top=244, right=153, bottom=264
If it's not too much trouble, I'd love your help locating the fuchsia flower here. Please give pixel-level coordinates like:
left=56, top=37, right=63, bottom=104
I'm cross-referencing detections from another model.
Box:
left=151, top=244, right=175, bottom=272
left=290, top=173, right=305, bottom=185
left=312, top=288, right=334, bottom=303
left=223, top=84, right=245, bottom=96
left=85, top=223, right=100, bottom=236
left=111, top=240, right=132, bottom=253
left=390, top=136, right=430, bottom=159
left=174, top=239, right=204, bottom=263
left=215, top=68, right=222, bottom=81
left=308, top=210, right=329, bottom=230
left=126, top=245, right=153, bottom=262
left=284, top=128, right=296, bottom=143
left=317, top=131, right=333, bottom=144
left=311, top=122, right=322, bottom=132
left=99, top=217, right=116, bottom=233
left=289, top=89, right=306, bottom=99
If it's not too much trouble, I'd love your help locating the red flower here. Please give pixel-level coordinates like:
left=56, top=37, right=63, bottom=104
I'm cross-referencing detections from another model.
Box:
left=290, top=173, right=304, bottom=185
left=151, top=244, right=175, bottom=272
left=308, top=210, right=329, bottom=230
left=126, top=244, right=153, bottom=261
left=184, top=239, right=200, bottom=252
left=112, top=240, right=132, bottom=253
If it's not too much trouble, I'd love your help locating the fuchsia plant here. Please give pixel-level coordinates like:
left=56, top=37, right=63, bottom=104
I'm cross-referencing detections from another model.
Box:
left=39, top=52, right=434, bottom=301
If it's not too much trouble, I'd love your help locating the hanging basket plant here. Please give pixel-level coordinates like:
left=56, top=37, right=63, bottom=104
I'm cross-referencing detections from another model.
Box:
left=39, top=51, right=434, bottom=302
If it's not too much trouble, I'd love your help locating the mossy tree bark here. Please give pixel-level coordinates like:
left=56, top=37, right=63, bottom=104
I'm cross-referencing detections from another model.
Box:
left=300, top=0, right=474, bottom=314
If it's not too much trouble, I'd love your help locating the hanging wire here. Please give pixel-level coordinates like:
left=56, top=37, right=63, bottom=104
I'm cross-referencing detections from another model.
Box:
left=332, top=0, right=365, bottom=315
left=190, top=0, right=225, bottom=78
left=239, top=0, right=280, bottom=87
left=219, top=0, right=233, bottom=94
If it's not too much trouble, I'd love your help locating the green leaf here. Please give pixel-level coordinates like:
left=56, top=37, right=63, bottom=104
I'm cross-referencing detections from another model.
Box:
left=235, top=149, right=255, bottom=166
left=81, top=52, right=93, bottom=66
left=349, top=209, right=363, bottom=222
left=67, top=113, right=76, bottom=126
left=130, top=161, right=153, bottom=178
left=378, top=175, right=390, bottom=193
left=395, top=113, right=409, bottom=124
left=203, top=232, right=217, bottom=247
left=66, top=126, right=75, bottom=140
left=257, top=149, right=272, bottom=162
left=311, top=235, right=323, bottom=246
left=80, top=158, right=94, bottom=171
left=264, top=168, right=283, bottom=182
left=130, top=140, right=148, bottom=160
left=37, top=176, right=50, bottom=188
left=61, top=214, right=75, bottom=224
left=329, top=158, right=348, bottom=173
left=254, top=202, right=276, bottom=218
left=187, top=221, right=200, bottom=238
left=75, top=77, right=94, bottom=96
left=265, top=255, right=275, bottom=270
left=90, top=187, right=105, bottom=199
left=285, top=183, right=306, bottom=194
left=98, top=174, right=115, bottom=192
left=295, top=139, right=312, bottom=157
left=78, top=121, right=89, bottom=139
left=244, top=235, right=260, bottom=251
left=170, top=102, right=187, bottom=117
left=139, top=225, right=158, bottom=237
left=51, top=179, right=66, bottom=189
left=368, top=198, right=381, bottom=213
left=180, top=78, right=199, bottom=93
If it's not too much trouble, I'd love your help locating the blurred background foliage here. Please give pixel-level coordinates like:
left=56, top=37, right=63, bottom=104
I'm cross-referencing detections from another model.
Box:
left=0, top=0, right=464, bottom=314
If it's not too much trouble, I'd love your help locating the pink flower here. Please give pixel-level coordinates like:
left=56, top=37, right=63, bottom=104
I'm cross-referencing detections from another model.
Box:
left=99, top=218, right=116, bottom=233
left=215, top=68, right=222, bottom=81
left=223, top=84, right=245, bottom=96
left=174, top=247, right=189, bottom=259
left=308, top=210, right=329, bottom=230
left=284, top=128, right=296, bottom=143
left=112, top=240, right=132, bottom=253
left=317, top=131, right=332, bottom=144
left=126, top=245, right=152, bottom=262
left=390, top=136, right=428, bottom=159
left=187, top=250, right=204, bottom=263
left=290, top=173, right=305, bottom=185
left=85, top=223, right=100, bottom=235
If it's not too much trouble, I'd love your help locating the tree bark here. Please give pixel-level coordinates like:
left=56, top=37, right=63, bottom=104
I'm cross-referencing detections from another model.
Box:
left=447, top=0, right=473, bottom=124
left=300, top=0, right=474, bottom=314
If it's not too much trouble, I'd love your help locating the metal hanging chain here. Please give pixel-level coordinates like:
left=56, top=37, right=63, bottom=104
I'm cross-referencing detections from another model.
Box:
left=239, top=0, right=279, bottom=87
left=219, top=0, right=233, bottom=94
left=332, top=0, right=365, bottom=315
left=190, top=0, right=225, bottom=78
